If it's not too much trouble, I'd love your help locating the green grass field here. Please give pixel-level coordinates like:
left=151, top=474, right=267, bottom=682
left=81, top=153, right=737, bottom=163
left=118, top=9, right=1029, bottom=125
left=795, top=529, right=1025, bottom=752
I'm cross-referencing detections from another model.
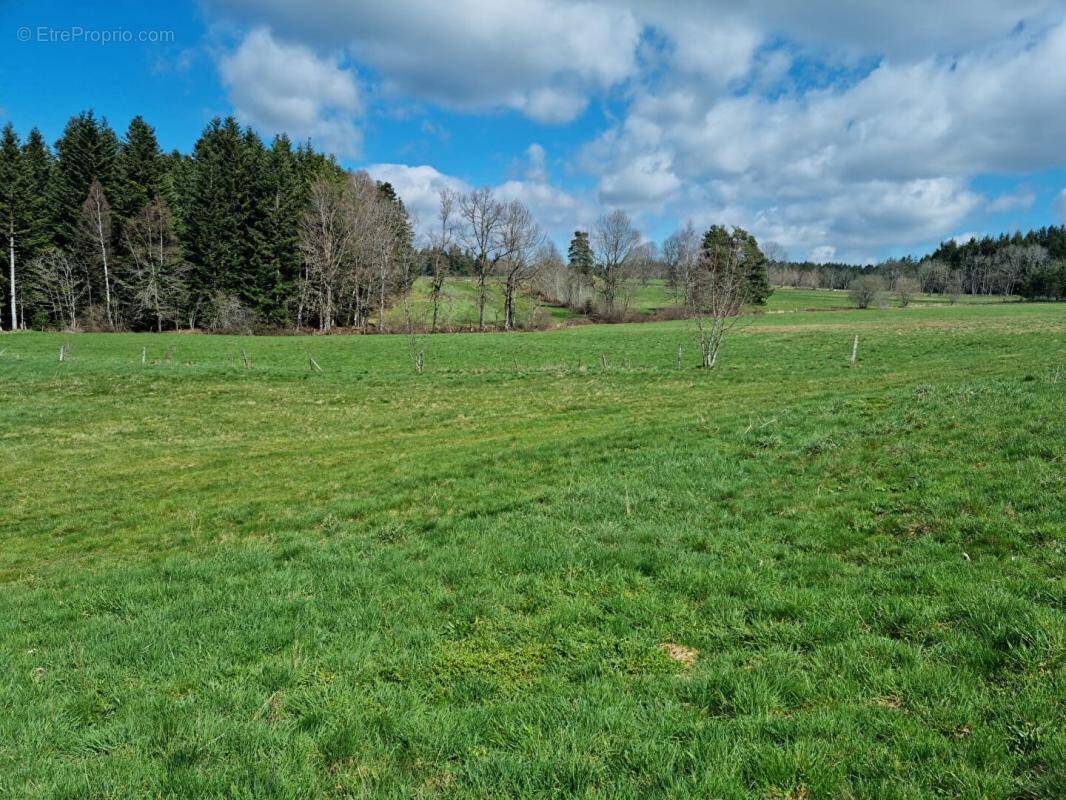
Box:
left=383, top=279, right=1018, bottom=329
left=378, top=277, right=581, bottom=329
left=1, top=302, right=1063, bottom=798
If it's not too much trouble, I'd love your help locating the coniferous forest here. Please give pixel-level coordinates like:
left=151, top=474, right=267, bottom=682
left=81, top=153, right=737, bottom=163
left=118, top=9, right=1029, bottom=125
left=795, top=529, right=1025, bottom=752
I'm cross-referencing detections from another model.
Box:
left=0, top=112, right=414, bottom=333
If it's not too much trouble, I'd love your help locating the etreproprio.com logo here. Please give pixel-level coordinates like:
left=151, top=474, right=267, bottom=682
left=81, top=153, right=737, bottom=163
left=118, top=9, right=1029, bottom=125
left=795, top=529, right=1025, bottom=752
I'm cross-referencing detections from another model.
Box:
left=16, top=26, right=175, bottom=44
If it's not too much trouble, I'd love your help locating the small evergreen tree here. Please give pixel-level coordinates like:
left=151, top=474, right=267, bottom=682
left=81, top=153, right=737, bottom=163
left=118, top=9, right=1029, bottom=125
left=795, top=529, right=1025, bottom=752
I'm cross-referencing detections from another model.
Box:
left=732, top=227, right=772, bottom=304
left=567, top=230, right=593, bottom=275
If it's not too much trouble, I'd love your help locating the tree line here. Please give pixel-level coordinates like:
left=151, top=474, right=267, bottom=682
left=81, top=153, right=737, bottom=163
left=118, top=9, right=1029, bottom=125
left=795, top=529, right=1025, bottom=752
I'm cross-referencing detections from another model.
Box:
left=0, top=112, right=413, bottom=333
left=764, top=227, right=1066, bottom=301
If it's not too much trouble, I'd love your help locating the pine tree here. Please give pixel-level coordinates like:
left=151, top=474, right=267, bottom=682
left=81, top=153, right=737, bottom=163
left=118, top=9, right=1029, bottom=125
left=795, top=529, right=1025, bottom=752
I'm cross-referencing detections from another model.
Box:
left=732, top=227, right=772, bottom=304
left=261, top=135, right=302, bottom=324
left=0, top=124, right=30, bottom=329
left=184, top=117, right=247, bottom=324
left=21, top=128, right=55, bottom=261
left=568, top=230, right=593, bottom=275
left=51, top=111, right=119, bottom=251
left=116, top=115, right=164, bottom=223
left=237, top=127, right=273, bottom=313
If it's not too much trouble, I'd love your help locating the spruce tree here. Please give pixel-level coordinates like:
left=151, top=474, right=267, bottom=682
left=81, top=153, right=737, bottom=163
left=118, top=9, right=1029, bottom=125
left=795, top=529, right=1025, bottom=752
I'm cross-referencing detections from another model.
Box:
left=568, top=230, right=593, bottom=275
left=183, top=117, right=247, bottom=323
left=51, top=111, right=119, bottom=251
left=261, top=135, right=302, bottom=324
left=21, top=128, right=55, bottom=261
left=732, top=227, right=772, bottom=304
left=237, top=127, right=272, bottom=313
left=116, top=115, right=164, bottom=223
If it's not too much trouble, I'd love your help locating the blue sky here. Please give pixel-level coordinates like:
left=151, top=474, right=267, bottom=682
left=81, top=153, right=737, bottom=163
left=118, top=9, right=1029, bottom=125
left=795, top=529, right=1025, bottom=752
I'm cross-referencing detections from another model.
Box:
left=2, top=0, right=1066, bottom=262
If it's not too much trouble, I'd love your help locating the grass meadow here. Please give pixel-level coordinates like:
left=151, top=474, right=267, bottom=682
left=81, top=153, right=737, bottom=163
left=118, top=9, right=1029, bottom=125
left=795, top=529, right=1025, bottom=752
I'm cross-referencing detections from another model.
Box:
left=0, top=297, right=1063, bottom=798
left=379, top=281, right=1019, bottom=329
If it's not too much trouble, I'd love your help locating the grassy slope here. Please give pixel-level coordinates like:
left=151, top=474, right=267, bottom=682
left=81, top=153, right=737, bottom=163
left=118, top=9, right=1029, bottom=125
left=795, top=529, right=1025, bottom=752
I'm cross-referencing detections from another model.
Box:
left=397, top=278, right=1017, bottom=328
left=378, top=277, right=580, bottom=329
left=0, top=303, right=1063, bottom=798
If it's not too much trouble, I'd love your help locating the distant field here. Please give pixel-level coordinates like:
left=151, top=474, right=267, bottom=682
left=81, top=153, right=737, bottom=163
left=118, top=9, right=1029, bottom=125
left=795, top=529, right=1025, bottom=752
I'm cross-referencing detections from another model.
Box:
left=380, top=278, right=1018, bottom=329
left=1, top=302, right=1063, bottom=798
left=378, top=277, right=581, bottom=329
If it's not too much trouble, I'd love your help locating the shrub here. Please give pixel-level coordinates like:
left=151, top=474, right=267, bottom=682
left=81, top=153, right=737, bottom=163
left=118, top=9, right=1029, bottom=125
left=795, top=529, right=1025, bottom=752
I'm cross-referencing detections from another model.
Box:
left=517, top=307, right=554, bottom=331
left=849, top=275, right=888, bottom=309
left=895, top=276, right=920, bottom=307
left=203, top=292, right=256, bottom=335
left=79, top=304, right=113, bottom=332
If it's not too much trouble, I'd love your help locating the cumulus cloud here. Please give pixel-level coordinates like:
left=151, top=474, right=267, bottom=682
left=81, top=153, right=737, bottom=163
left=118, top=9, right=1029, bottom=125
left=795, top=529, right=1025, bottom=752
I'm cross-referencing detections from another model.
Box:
left=584, top=17, right=1066, bottom=256
left=523, top=143, right=548, bottom=183
left=218, top=28, right=362, bottom=156
left=363, top=164, right=470, bottom=232
left=986, top=189, right=1036, bottom=213
left=368, top=145, right=593, bottom=242
left=207, top=2, right=1066, bottom=258
left=1054, top=189, right=1066, bottom=223
left=597, top=152, right=681, bottom=207
left=212, top=0, right=641, bottom=123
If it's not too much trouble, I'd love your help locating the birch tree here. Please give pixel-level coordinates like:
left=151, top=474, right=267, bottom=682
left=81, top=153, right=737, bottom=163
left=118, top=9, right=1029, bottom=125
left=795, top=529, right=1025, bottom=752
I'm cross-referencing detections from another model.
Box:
left=80, top=181, right=115, bottom=328
left=123, top=197, right=189, bottom=331
left=0, top=124, right=29, bottom=331
left=298, top=176, right=355, bottom=331
left=26, top=249, right=82, bottom=329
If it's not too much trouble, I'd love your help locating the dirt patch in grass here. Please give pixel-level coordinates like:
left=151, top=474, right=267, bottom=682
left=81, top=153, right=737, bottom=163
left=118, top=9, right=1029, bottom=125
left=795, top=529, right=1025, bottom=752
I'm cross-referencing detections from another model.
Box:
left=659, top=642, right=698, bottom=667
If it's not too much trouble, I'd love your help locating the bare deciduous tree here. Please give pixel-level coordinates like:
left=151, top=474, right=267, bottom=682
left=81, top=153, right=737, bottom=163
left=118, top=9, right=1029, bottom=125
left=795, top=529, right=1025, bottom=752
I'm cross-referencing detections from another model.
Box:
left=495, top=200, right=544, bottom=330
left=123, top=197, right=189, bottom=332
left=592, top=209, right=640, bottom=313
left=849, top=275, right=887, bottom=309
left=26, top=249, right=82, bottom=329
left=298, top=171, right=412, bottom=332
left=429, top=188, right=456, bottom=331
left=299, top=178, right=348, bottom=331
left=895, top=276, right=919, bottom=307
left=662, top=221, right=700, bottom=305
left=80, top=181, right=115, bottom=328
left=996, top=245, right=1046, bottom=300
left=762, top=241, right=789, bottom=267
left=458, top=187, right=511, bottom=330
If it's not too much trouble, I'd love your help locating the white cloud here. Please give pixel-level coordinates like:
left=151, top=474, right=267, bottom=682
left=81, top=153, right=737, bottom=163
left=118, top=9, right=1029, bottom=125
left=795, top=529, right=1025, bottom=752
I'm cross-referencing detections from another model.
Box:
left=597, top=152, right=681, bottom=207
left=363, top=164, right=470, bottom=233
left=584, top=17, right=1066, bottom=256
left=809, top=245, right=837, bottom=263
left=523, top=143, right=548, bottom=183
left=1054, top=189, right=1066, bottom=223
left=986, top=189, right=1036, bottom=213
left=207, top=2, right=1066, bottom=258
left=212, top=0, right=641, bottom=123
left=219, top=28, right=362, bottom=156
left=368, top=145, right=594, bottom=242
